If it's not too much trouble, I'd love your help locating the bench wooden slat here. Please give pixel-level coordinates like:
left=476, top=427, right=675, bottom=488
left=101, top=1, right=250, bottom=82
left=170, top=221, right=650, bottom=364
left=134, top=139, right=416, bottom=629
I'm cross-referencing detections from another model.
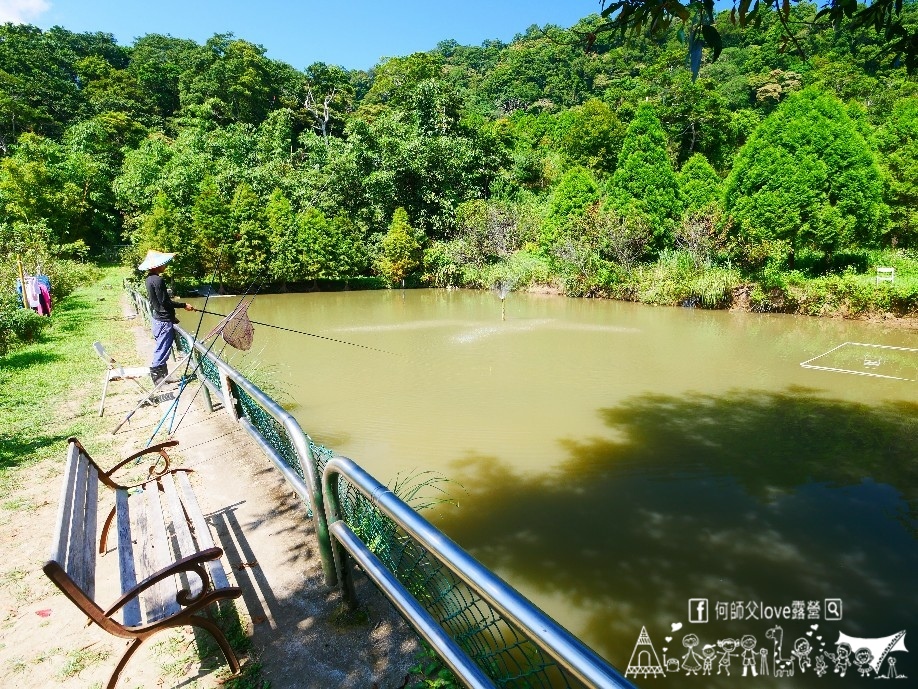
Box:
left=115, top=488, right=142, bottom=627
left=140, top=482, right=180, bottom=623
left=50, top=443, right=81, bottom=564
left=65, top=453, right=90, bottom=591
left=161, top=474, right=202, bottom=598
left=82, top=468, right=99, bottom=601
left=130, top=485, right=153, bottom=623
left=176, top=472, right=230, bottom=591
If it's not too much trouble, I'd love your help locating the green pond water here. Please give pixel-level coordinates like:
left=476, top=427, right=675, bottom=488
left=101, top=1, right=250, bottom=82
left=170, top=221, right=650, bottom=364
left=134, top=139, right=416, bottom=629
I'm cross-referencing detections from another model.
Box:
left=190, top=288, right=917, bottom=688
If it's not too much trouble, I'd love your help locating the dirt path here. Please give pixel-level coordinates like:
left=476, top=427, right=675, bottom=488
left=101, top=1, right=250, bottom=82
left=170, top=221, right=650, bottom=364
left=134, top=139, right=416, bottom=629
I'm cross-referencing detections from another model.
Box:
left=0, top=294, right=418, bottom=688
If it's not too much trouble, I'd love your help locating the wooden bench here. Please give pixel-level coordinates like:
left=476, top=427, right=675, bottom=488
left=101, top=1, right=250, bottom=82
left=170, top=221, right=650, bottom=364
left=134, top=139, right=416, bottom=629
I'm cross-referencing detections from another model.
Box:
left=43, top=438, right=242, bottom=689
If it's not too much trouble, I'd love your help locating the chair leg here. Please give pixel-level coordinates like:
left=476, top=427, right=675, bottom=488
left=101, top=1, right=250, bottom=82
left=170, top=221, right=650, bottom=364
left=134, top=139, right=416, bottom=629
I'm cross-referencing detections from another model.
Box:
left=106, top=637, right=144, bottom=689
left=189, top=614, right=241, bottom=675
left=99, top=376, right=110, bottom=417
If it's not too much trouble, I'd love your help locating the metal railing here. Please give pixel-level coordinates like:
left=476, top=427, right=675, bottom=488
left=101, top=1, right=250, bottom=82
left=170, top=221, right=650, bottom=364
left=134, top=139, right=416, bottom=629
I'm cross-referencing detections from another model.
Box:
left=128, top=286, right=636, bottom=689
left=324, top=457, right=637, bottom=689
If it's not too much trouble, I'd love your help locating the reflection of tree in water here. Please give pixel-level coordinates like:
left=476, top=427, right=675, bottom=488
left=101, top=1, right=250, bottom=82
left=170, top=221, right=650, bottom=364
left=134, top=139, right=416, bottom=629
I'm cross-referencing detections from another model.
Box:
left=442, top=388, right=918, bottom=688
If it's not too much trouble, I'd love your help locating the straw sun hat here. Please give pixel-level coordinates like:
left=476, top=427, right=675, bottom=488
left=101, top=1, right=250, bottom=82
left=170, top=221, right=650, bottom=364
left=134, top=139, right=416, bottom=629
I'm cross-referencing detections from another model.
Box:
left=138, top=250, right=176, bottom=271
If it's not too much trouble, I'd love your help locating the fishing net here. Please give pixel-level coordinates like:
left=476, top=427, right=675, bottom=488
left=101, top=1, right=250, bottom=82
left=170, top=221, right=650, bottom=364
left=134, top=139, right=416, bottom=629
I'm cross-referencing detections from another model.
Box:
left=204, top=296, right=255, bottom=351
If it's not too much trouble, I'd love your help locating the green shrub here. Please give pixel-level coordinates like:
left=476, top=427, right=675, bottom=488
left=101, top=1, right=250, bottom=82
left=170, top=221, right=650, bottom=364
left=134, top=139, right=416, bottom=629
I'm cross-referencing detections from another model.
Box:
left=0, top=296, right=49, bottom=355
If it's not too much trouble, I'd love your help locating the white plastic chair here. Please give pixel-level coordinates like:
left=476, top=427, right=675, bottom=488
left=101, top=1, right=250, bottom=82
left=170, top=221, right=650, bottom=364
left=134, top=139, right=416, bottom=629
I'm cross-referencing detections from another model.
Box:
left=93, top=341, right=150, bottom=416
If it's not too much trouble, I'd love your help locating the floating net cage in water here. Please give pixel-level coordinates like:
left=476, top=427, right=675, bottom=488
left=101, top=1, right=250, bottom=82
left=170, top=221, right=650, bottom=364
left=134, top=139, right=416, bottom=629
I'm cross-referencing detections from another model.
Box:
left=800, top=342, right=918, bottom=382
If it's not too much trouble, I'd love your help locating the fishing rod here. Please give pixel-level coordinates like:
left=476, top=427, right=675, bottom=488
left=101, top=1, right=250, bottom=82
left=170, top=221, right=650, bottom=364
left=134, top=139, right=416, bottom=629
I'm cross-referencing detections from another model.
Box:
left=191, top=307, right=397, bottom=355
left=156, top=269, right=268, bottom=441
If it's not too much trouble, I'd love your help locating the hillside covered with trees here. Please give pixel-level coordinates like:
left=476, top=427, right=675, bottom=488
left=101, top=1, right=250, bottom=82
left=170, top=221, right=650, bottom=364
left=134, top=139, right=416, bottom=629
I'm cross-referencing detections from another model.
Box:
left=2, top=3, right=918, bottom=334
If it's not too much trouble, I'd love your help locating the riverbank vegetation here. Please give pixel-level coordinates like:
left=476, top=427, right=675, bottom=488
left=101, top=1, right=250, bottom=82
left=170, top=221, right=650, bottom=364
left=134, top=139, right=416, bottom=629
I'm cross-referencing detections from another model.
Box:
left=2, top=4, right=918, bottom=319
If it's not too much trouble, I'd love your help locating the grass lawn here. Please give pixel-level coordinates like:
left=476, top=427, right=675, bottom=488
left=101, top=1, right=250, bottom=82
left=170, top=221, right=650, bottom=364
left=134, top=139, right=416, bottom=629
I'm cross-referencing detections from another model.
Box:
left=0, top=265, right=140, bottom=492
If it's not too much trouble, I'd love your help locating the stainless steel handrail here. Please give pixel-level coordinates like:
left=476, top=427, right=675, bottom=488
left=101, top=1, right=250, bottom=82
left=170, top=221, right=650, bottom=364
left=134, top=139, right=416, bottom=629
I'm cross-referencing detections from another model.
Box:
left=168, top=316, right=336, bottom=584
left=323, top=456, right=637, bottom=689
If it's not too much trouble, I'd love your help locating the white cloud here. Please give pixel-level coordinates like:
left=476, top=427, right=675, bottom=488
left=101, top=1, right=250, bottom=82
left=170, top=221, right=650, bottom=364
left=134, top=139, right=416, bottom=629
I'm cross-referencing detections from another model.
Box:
left=0, top=0, right=51, bottom=24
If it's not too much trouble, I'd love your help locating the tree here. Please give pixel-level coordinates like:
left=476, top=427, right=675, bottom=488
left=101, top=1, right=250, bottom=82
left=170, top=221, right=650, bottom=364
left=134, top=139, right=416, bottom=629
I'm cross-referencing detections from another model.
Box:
left=302, top=62, right=355, bottom=144
left=723, top=87, right=887, bottom=265
left=129, top=34, right=201, bottom=119
left=591, top=0, right=918, bottom=77
left=375, top=207, right=422, bottom=286
left=678, top=153, right=721, bottom=215
left=607, top=104, right=683, bottom=250
left=229, top=182, right=267, bottom=285
left=0, top=133, right=112, bottom=247
left=179, top=35, right=277, bottom=125
left=875, top=97, right=918, bottom=246
left=677, top=153, right=724, bottom=267
left=362, top=53, right=444, bottom=108
left=551, top=98, right=623, bottom=174
left=191, top=176, right=232, bottom=277
left=266, top=188, right=299, bottom=284
left=541, top=166, right=601, bottom=251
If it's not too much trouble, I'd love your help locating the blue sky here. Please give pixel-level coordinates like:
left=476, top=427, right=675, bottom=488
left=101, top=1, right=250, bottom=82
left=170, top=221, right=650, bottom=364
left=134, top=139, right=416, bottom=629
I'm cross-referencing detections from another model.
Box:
left=1, top=0, right=599, bottom=70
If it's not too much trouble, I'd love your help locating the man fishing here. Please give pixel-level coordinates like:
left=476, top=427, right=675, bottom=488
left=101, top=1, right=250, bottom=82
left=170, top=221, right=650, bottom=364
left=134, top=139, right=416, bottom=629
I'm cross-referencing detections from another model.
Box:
left=139, top=250, right=195, bottom=385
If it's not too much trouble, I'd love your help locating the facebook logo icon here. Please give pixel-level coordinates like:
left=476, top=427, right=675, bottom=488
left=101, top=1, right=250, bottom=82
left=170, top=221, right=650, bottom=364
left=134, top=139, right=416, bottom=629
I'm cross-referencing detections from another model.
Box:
left=689, top=598, right=709, bottom=623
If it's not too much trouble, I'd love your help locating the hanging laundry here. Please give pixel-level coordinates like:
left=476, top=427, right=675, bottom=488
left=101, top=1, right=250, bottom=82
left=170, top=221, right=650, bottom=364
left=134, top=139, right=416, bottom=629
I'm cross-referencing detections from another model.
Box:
left=15, top=274, right=52, bottom=315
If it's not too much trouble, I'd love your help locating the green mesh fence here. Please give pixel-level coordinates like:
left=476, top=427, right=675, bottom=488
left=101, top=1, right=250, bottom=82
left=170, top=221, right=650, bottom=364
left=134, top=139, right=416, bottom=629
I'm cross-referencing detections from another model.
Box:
left=334, top=475, right=585, bottom=689
left=173, top=329, right=223, bottom=392
left=233, top=384, right=336, bottom=517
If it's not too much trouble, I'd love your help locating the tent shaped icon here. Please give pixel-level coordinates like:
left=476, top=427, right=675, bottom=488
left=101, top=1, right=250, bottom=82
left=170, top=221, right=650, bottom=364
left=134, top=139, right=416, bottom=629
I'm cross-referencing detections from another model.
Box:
left=625, top=626, right=666, bottom=678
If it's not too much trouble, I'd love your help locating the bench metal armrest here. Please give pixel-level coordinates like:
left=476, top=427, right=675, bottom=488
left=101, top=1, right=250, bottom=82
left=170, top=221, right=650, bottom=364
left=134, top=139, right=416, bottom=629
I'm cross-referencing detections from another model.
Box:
left=103, top=547, right=224, bottom=620
left=103, top=440, right=180, bottom=487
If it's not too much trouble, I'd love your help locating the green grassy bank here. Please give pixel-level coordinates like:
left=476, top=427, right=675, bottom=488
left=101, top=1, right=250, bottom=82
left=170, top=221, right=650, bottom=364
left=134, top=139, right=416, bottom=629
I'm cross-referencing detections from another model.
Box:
left=430, top=246, right=918, bottom=319
left=0, top=265, right=138, bottom=492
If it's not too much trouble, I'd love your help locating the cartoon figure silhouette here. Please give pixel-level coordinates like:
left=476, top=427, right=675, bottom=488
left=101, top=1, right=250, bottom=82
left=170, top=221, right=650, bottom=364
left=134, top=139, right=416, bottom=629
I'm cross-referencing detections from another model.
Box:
left=814, top=655, right=827, bottom=677
left=854, top=648, right=873, bottom=678
left=665, top=658, right=680, bottom=674
left=717, top=638, right=739, bottom=676
left=767, top=625, right=794, bottom=677
left=792, top=637, right=813, bottom=674
left=741, top=635, right=758, bottom=677
left=825, top=642, right=852, bottom=677
left=881, top=656, right=906, bottom=679
left=759, top=647, right=770, bottom=676
left=701, top=645, right=716, bottom=676
left=681, top=634, right=702, bottom=675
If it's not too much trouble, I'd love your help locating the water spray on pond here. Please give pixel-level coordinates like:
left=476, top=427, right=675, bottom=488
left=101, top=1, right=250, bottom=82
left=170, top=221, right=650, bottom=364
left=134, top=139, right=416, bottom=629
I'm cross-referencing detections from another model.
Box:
left=493, top=278, right=515, bottom=321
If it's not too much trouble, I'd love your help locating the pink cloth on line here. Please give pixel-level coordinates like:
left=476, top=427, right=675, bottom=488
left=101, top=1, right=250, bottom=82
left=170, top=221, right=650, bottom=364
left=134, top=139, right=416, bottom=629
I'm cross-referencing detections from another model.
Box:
left=37, top=282, right=51, bottom=315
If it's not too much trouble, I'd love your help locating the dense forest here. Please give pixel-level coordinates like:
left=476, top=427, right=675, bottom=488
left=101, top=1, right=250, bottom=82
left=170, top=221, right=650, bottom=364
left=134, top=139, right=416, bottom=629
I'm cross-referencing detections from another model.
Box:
left=2, top=2, right=918, bottom=346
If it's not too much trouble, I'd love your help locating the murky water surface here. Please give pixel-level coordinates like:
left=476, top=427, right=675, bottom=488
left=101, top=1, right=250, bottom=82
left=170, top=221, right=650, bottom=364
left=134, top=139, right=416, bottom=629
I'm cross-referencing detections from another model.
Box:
left=191, top=289, right=917, bottom=687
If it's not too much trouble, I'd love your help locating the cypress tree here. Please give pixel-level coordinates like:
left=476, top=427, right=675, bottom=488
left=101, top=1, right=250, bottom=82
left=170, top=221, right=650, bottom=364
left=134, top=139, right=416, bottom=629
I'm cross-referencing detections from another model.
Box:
left=608, top=104, right=682, bottom=250
left=724, top=87, right=887, bottom=265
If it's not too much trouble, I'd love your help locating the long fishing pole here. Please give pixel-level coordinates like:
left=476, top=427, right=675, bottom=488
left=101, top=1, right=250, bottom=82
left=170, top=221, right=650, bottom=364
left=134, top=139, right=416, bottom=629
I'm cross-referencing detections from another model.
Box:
left=151, top=269, right=267, bottom=443
left=191, top=307, right=397, bottom=355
